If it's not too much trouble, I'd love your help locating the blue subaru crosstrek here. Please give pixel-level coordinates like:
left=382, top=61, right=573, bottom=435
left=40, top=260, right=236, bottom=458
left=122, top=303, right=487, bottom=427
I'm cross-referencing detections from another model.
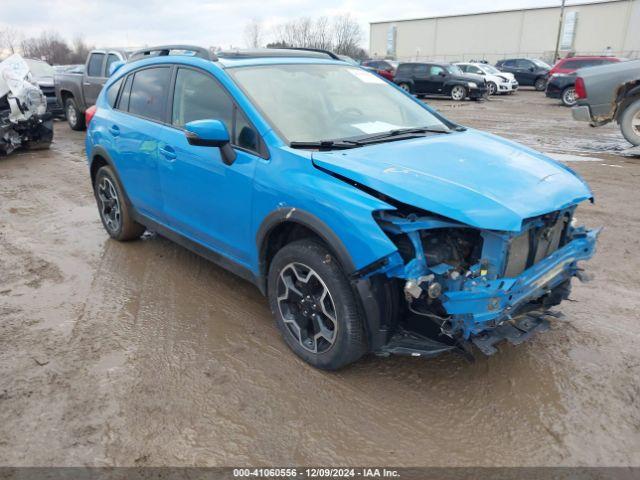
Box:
left=85, top=46, right=599, bottom=370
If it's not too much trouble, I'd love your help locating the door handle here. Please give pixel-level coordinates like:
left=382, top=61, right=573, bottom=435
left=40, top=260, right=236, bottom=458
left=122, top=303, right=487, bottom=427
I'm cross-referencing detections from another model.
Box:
left=108, top=125, right=120, bottom=136
left=83, top=82, right=91, bottom=86
left=159, top=146, right=177, bottom=161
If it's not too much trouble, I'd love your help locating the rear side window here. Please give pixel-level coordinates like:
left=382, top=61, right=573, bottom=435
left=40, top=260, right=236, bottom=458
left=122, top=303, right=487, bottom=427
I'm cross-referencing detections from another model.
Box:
left=105, top=54, right=120, bottom=76
left=117, top=75, right=133, bottom=111
left=396, top=64, right=412, bottom=75
left=106, top=78, right=123, bottom=107
left=414, top=65, right=428, bottom=74
left=87, top=53, right=105, bottom=77
left=128, top=67, right=171, bottom=122
left=171, top=68, right=233, bottom=133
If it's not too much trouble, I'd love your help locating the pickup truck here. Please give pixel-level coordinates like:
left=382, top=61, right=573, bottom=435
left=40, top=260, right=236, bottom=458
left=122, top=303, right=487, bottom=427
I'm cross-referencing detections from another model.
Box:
left=572, top=59, right=640, bottom=147
left=55, top=49, right=127, bottom=130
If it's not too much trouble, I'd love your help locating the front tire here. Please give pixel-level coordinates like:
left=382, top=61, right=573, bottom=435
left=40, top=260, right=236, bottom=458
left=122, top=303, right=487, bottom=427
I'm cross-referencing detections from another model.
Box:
left=398, top=83, right=411, bottom=93
left=450, top=85, right=467, bottom=101
left=94, top=166, right=145, bottom=241
left=268, top=239, right=366, bottom=370
left=561, top=86, right=577, bottom=107
left=620, top=99, right=640, bottom=146
left=534, top=77, right=547, bottom=91
left=487, top=81, right=497, bottom=95
left=65, top=97, right=86, bottom=131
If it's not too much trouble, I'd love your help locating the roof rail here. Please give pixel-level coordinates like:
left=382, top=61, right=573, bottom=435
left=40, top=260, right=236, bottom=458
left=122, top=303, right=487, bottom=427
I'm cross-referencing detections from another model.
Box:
left=280, top=47, right=340, bottom=60
left=128, top=45, right=217, bottom=63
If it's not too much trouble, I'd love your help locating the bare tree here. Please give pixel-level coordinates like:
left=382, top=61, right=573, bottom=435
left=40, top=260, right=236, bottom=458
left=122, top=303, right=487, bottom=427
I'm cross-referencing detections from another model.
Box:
left=332, top=14, right=363, bottom=57
left=270, top=15, right=365, bottom=57
left=21, top=31, right=71, bottom=64
left=68, top=36, right=93, bottom=64
left=244, top=19, right=263, bottom=48
left=0, top=26, right=22, bottom=56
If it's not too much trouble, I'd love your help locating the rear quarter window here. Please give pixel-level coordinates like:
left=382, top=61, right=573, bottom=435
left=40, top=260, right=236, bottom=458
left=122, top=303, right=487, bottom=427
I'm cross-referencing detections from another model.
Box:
left=106, top=78, right=123, bottom=108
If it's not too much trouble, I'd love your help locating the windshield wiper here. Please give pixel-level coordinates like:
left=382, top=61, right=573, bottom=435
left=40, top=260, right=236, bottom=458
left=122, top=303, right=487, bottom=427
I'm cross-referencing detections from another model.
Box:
left=343, top=126, right=450, bottom=146
left=289, top=140, right=361, bottom=151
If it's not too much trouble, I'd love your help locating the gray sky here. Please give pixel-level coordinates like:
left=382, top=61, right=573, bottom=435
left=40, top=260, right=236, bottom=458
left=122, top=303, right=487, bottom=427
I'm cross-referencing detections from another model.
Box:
left=2, top=0, right=594, bottom=50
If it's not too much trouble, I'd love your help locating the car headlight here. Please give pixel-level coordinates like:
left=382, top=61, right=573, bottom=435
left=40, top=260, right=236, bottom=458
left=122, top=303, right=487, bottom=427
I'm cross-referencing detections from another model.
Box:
left=467, top=82, right=477, bottom=88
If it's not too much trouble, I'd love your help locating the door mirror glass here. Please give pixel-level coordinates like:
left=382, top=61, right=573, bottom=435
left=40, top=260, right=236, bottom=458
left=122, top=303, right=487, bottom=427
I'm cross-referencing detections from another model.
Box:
left=184, top=119, right=236, bottom=165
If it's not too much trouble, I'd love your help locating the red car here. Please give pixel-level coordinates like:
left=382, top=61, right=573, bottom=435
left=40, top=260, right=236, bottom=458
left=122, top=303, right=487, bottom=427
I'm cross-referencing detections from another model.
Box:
left=361, top=59, right=398, bottom=81
left=548, top=56, right=622, bottom=76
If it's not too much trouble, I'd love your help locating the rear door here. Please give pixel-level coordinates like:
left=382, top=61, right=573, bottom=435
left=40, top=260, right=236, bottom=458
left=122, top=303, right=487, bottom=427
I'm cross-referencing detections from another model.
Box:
left=155, top=66, right=261, bottom=264
left=412, top=64, right=430, bottom=93
left=84, top=52, right=106, bottom=106
left=110, top=66, right=171, bottom=220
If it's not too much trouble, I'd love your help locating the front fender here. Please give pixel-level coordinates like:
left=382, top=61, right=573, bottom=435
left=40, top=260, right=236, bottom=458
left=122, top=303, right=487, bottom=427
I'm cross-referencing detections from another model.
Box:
left=251, top=148, right=400, bottom=279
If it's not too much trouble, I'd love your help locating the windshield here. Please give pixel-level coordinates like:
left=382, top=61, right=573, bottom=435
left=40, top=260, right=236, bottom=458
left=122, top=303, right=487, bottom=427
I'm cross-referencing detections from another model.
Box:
left=229, top=64, right=448, bottom=143
left=532, top=59, right=551, bottom=69
left=480, top=64, right=501, bottom=75
left=24, top=59, right=54, bottom=78
left=446, top=64, right=463, bottom=75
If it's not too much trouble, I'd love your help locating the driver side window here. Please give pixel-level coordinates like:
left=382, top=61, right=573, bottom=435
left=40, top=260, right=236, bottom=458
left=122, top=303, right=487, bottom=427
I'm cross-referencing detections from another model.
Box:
left=171, top=67, right=260, bottom=154
left=429, top=66, right=445, bottom=76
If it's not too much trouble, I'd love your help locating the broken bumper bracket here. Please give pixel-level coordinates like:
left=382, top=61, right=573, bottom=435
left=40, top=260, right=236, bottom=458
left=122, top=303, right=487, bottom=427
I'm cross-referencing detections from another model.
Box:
left=470, top=313, right=551, bottom=356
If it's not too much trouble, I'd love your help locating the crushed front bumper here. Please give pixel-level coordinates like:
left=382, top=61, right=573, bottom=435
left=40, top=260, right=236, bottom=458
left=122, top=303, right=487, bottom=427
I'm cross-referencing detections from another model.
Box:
left=443, top=228, right=599, bottom=338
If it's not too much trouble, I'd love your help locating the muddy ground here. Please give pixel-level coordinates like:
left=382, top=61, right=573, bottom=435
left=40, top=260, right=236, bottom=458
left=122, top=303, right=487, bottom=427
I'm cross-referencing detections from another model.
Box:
left=0, top=90, right=639, bottom=467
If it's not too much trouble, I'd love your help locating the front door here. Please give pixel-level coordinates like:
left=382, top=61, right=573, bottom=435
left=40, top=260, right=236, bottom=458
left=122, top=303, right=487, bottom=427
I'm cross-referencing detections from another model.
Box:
left=157, top=67, right=259, bottom=265
left=426, top=65, right=447, bottom=94
left=84, top=52, right=107, bottom=107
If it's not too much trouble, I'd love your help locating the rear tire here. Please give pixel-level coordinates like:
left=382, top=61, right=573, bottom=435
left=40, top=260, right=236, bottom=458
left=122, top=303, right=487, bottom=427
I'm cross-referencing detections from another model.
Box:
left=561, top=86, right=577, bottom=107
left=65, top=97, right=86, bottom=131
left=94, top=166, right=145, bottom=241
left=619, top=99, right=640, bottom=147
left=267, top=239, right=366, bottom=370
left=534, top=77, right=547, bottom=91
left=398, top=83, right=411, bottom=93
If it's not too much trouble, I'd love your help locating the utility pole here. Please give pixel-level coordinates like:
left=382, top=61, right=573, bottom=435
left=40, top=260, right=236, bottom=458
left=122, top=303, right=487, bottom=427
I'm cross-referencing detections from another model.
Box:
left=553, top=0, right=567, bottom=62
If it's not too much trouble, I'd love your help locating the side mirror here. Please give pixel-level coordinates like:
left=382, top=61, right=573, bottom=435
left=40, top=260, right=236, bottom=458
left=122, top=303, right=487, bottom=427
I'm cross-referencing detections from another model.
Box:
left=185, top=119, right=236, bottom=165
left=528, top=66, right=535, bottom=72
left=438, top=71, right=447, bottom=77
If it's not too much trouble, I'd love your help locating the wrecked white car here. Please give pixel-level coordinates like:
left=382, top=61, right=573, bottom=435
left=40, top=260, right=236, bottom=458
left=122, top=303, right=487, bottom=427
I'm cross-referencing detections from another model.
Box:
left=0, top=54, right=53, bottom=156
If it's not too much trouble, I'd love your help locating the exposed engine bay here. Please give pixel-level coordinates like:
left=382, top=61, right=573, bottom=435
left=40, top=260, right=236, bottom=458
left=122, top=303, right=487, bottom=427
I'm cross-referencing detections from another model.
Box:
left=365, top=207, right=598, bottom=359
left=0, top=54, right=53, bottom=156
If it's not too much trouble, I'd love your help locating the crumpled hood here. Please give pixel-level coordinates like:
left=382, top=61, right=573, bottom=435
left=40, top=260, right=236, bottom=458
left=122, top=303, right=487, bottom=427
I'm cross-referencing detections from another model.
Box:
left=312, top=129, right=592, bottom=232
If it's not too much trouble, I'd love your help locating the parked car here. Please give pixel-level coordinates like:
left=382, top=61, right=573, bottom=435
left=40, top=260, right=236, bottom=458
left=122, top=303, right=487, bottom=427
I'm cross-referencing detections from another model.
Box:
left=54, top=49, right=127, bottom=130
left=496, top=58, right=550, bottom=90
left=572, top=59, right=640, bottom=146
left=23, top=59, right=63, bottom=117
left=361, top=59, right=397, bottom=81
left=546, top=56, right=623, bottom=107
left=86, top=45, right=598, bottom=369
left=394, top=62, right=488, bottom=100
left=455, top=62, right=518, bottom=95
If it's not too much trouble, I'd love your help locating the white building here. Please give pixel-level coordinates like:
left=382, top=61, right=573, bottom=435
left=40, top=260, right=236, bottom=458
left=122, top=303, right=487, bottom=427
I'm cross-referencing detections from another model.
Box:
left=369, top=0, right=640, bottom=63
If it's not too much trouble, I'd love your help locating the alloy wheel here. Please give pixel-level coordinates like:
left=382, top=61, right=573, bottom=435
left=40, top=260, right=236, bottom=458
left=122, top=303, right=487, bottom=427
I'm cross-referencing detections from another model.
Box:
left=488, top=82, right=497, bottom=95
left=66, top=104, right=77, bottom=127
left=563, top=87, right=576, bottom=106
left=400, top=83, right=410, bottom=92
left=633, top=111, right=640, bottom=135
left=276, top=262, right=338, bottom=354
left=97, top=177, right=121, bottom=233
left=451, top=86, right=465, bottom=101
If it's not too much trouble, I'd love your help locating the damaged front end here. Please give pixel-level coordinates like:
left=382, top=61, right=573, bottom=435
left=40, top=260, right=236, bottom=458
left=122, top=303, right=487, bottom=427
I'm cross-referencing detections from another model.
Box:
left=0, top=54, right=53, bottom=156
left=358, top=208, right=599, bottom=359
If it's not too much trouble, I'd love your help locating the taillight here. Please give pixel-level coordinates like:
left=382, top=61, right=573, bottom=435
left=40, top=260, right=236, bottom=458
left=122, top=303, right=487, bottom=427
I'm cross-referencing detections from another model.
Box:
left=575, top=77, right=587, bottom=99
left=85, top=105, right=97, bottom=126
